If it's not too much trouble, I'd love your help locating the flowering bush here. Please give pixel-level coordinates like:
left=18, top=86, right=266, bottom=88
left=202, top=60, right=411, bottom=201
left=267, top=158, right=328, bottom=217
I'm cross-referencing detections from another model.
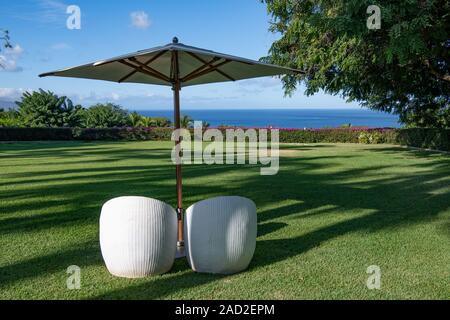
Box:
left=358, top=131, right=384, bottom=144
left=279, top=128, right=388, bottom=144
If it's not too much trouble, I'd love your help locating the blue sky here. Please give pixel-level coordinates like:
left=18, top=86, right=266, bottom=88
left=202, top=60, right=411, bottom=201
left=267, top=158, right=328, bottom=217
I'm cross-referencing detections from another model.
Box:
left=0, top=0, right=360, bottom=110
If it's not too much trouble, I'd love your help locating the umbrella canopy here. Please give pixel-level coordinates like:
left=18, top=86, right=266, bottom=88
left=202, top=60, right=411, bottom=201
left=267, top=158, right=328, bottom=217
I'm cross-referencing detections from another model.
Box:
left=40, top=37, right=300, bottom=87
left=40, top=37, right=302, bottom=255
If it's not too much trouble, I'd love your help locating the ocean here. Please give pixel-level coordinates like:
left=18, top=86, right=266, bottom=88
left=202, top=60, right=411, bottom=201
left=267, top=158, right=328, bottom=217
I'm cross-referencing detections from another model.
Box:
left=138, top=108, right=400, bottom=129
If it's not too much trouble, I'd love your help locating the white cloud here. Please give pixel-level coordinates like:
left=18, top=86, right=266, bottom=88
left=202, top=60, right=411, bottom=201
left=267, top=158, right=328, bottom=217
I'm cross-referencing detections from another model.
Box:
left=0, top=45, right=24, bottom=72
left=70, top=91, right=124, bottom=104
left=0, top=88, right=31, bottom=100
left=130, top=11, right=151, bottom=29
left=67, top=90, right=173, bottom=108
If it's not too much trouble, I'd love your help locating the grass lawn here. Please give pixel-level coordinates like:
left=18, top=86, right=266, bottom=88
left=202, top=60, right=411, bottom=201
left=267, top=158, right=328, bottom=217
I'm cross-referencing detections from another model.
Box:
left=0, top=141, right=449, bottom=300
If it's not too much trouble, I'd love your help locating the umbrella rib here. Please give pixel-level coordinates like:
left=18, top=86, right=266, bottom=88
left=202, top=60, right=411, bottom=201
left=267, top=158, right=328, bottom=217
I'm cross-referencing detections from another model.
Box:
left=181, top=56, right=220, bottom=81
left=117, top=50, right=168, bottom=83
left=181, top=59, right=232, bottom=83
left=119, top=59, right=170, bottom=83
left=128, top=57, right=171, bottom=83
left=118, top=68, right=138, bottom=83
left=186, top=52, right=235, bottom=81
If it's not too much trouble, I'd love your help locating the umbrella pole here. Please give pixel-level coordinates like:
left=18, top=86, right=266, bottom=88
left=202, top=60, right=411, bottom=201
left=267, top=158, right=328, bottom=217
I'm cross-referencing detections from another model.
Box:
left=171, top=44, right=185, bottom=257
left=173, top=80, right=184, bottom=250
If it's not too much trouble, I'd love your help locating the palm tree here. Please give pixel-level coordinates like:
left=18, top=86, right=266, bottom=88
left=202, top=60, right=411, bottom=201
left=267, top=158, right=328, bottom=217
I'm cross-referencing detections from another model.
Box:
left=128, top=112, right=142, bottom=127
left=153, top=117, right=171, bottom=127
left=201, top=121, right=210, bottom=129
left=180, top=115, right=193, bottom=128
left=138, top=116, right=155, bottom=128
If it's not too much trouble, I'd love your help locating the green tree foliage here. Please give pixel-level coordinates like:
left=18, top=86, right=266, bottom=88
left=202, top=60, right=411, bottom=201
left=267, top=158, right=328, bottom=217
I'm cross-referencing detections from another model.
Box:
left=152, top=117, right=171, bottom=127
left=82, top=103, right=129, bottom=128
left=137, top=116, right=154, bottom=127
left=128, top=112, right=171, bottom=128
left=3, top=91, right=173, bottom=129
left=401, top=100, right=450, bottom=128
left=16, top=89, right=83, bottom=128
left=180, top=115, right=193, bottom=128
left=0, top=109, right=23, bottom=127
left=262, top=0, right=450, bottom=127
left=128, top=112, right=143, bottom=127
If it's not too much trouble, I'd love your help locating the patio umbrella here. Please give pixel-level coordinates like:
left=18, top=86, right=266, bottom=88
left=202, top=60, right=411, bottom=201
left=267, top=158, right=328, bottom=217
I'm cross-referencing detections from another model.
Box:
left=40, top=37, right=302, bottom=254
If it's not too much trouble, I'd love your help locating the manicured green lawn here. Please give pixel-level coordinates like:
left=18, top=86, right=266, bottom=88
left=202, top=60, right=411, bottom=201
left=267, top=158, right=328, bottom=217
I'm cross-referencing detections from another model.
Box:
left=0, top=141, right=449, bottom=299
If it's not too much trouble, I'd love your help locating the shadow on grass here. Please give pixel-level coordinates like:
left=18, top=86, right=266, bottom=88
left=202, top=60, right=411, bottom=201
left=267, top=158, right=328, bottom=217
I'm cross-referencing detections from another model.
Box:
left=0, top=241, right=102, bottom=288
left=95, top=260, right=224, bottom=300
left=0, top=142, right=449, bottom=298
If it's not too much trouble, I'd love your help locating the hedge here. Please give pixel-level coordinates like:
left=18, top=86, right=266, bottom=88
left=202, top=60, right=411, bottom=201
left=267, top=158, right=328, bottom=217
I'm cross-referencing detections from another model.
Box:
left=395, top=128, right=450, bottom=151
left=278, top=128, right=449, bottom=151
left=0, top=127, right=173, bottom=142
left=0, top=127, right=449, bottom=151
left=0, top=128, right=74, bottom=141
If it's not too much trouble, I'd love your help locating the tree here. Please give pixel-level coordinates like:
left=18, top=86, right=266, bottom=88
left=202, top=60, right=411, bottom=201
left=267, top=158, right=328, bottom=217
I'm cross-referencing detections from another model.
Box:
left=401, top=100, right=450, bottom=128
left=137, top=116, right=155, bottom=127
left=262, top=0, right=450, bottom=127
left=180, top=115, right=193, bottom=128
left=153, top=117, right=171, bottom=127
left=128, top=112, right=143, bottom=127
left=200, top=121, right=210, bottom=129
left=0, top=109, right=23, bottom=127
left=128, top=112, right=171, bottom=128
left=82, top=103, right=129, bottom=128
left=16, top=89, right=83, bottom=128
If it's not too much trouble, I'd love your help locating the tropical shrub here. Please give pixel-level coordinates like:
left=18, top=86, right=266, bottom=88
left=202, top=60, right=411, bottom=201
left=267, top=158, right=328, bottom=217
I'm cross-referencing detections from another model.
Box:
left=128, top=113, right=171, bottom=128
left=358, top=132, right=371, bottom=144
left=82, top=103, right=129, bottom=128
left=152, top=117, right=171, bottom=127
left=358, top=131, right=384, bottom=144
left=0, top=109, right=23, bottom=127
left=128, top=112, right=143, bottom=127
left=16, top=89, right=83, bottom=128
left=137, top=116, right=154, bottom=127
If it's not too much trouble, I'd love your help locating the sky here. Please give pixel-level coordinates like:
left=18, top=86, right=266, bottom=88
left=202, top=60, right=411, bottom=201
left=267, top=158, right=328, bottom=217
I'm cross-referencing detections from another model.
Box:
left=0, top=0, right=361, bottom=110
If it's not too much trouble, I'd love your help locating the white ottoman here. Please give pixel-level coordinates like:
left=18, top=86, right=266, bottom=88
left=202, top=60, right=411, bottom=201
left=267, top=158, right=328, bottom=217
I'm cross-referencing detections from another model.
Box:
left=100, top=196, right=177, bottom=278
left=185, top=196, right=257, bottom=274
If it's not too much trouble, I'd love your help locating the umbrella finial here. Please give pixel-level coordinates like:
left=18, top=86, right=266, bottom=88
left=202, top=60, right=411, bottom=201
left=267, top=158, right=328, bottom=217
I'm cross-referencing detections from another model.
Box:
left=172, top=37, right=179, bottom=44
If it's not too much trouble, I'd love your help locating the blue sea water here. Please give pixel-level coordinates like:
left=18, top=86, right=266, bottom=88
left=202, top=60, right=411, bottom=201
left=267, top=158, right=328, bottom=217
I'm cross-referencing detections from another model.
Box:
left=138, top=108, right=400, bottom=129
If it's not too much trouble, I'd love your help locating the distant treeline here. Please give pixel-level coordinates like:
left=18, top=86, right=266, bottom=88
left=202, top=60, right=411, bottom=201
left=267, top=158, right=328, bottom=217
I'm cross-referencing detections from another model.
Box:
left=0, top=89, right=177, bottom=129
